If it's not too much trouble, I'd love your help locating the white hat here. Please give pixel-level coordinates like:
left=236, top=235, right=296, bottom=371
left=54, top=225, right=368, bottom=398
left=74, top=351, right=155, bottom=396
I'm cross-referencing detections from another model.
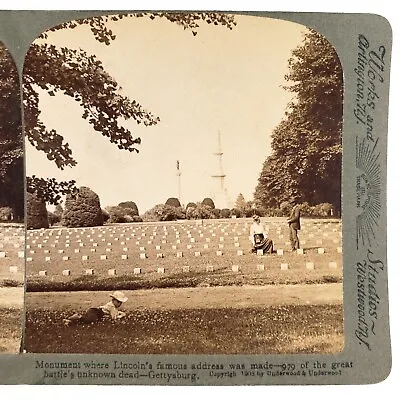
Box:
left=110, top=291, right=128, bottom=303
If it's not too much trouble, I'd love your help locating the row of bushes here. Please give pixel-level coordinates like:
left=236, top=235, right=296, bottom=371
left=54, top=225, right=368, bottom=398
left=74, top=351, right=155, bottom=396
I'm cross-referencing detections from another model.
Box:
left=27, top=185, right=337, bottom=229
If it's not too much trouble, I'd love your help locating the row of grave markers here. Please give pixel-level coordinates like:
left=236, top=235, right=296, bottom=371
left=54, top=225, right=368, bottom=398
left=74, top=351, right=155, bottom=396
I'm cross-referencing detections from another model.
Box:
left=35, top=260, right=339, bottom=277
left=21, top=246, right=343, bottom=262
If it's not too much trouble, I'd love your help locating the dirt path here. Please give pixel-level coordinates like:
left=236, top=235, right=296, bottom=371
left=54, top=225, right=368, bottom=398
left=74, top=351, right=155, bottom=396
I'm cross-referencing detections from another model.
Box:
left=26, top=283, right=342, bottom=311
left=0, top=287, right=24, bottom=308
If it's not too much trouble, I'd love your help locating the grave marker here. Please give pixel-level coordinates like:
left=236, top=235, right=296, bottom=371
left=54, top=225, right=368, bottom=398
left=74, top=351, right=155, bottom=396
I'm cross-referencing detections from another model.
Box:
left=306, top=262, right=315, bottom=270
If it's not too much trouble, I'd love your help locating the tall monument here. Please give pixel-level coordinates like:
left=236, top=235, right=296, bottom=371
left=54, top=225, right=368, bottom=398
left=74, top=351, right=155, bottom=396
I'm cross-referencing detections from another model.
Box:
left=210, top=131, right=230, bottom=209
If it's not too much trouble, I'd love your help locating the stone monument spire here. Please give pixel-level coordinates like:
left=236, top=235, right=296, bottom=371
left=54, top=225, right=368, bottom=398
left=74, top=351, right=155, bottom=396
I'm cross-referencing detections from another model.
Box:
left=211, top=131, right=230, bottom=209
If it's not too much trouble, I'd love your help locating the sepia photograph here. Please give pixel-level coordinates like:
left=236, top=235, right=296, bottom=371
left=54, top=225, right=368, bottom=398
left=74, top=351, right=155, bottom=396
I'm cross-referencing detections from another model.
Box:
left=21, top=12, right=344, bottom=355
left=0, top=41, right=24, bottom=354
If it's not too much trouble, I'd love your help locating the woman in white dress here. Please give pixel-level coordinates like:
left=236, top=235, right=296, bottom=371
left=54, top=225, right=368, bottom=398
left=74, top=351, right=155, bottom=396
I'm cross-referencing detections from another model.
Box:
left=249, top=215, right=274, bottom=254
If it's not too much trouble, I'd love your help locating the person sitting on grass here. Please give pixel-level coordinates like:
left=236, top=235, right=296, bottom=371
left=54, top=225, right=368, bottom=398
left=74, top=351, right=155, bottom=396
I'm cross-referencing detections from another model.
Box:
left=63, top=291, right=128, bottom=326
left=249, top=214, right=274, bottom=254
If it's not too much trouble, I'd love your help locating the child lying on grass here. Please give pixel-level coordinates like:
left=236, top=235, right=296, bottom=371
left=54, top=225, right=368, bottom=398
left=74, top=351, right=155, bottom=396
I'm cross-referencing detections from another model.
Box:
left=63, top=291, right=128, bottom=326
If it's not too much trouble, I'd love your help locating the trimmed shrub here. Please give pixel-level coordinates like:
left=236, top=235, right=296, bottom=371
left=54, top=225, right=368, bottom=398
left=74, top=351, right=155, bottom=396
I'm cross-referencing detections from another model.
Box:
left=230, top=208, right=241, bottom=218
left=313, top=203, right=334, bottom=217
left=118, top=201, right=139, bottom=216
left=280, top=201, right=292, bottom=216
left=212, top=208, right=221, bottom=219
left=102, top=209, right=110, bottom=223
left=0, top=206, right=14, bottom=221
left=107, top=206, right=126, bottom=223
left=220, top=208, right=231, bottom=219
left=142, top=204, right=185, bottom=222
left=201, top=198, right=215, bottom=209
left=62, top=187, right=103, bottom=228
left=165, top=197, right=181, bottom=208
left=186, top=204, right=214, bottom=220
left=186, top=202, right=197, bottom=210
left=47, top=211, right=60, bottom=226
left=26, top=192, right=49, bottom=229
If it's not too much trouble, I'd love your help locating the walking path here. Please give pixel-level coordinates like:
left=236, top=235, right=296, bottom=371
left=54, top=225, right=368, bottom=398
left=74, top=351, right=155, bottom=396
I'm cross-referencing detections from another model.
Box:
left=26, top=283, right=342, bottom=311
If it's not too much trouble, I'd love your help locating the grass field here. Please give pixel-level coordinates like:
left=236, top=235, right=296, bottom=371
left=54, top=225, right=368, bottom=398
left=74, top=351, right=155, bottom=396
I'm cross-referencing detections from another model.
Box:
left=24, top=284, right=343, bottom=354
left=24, top=217, right=344, bottom=354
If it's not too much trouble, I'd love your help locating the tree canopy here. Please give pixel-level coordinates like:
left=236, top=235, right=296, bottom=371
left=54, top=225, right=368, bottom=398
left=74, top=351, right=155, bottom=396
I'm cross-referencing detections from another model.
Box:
left=0, top=43, right=23, bottom=219
left=24, top=12, right=236, bottom=204
left=254, top=29, right=343, bottom=211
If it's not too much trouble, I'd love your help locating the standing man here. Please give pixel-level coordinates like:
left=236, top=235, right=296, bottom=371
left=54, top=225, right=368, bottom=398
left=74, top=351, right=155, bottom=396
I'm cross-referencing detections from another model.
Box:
left=287, top=197, right=301, bottom=251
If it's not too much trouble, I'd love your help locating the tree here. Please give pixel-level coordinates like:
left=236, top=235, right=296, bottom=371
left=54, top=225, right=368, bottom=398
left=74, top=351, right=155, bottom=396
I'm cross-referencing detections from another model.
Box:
left=24, top=13, right=236, bottom=203
left=254, top=29, right=343, bottom=212
left=0, top=43, right=23, bottom=220
left=26, top=192, right=49, bottom=229
left=62, top=186, right=104, bottom=227
left=234, top=193, right=246, bottom=210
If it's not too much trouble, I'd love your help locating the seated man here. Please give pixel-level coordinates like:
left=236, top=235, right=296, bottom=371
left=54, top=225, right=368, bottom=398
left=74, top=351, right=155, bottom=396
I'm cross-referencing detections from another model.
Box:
left=249, top=215, right=274, bottom=254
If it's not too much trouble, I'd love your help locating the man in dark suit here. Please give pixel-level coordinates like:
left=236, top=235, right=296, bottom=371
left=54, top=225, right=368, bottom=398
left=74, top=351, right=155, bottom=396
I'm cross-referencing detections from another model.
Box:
left=287, top=197, right=301, bottom=251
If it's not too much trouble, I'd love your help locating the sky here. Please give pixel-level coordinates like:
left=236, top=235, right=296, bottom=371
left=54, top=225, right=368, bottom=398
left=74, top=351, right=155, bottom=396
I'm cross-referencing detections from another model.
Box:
left=25, top=13, right=307, bottom=213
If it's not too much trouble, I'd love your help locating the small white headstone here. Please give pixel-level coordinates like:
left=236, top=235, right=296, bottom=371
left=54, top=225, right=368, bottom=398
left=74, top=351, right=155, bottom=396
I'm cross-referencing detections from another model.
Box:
left=194, top=251, right=201, bottom=257
left=329, top=262, right=338, bottom=269
left=100, top=255, right=107, bottom=260
left=45, top=256, right=51, bottom=262
left=140, top=253, right=147, bottom=259
left=39, top=270, right=47, bottom=276
left=85, top=269, right=94, bottom=275
left=204, top=244, right=209, bottom=249
left=133, top=268, right=141, bottom=274
left=216, top=250, right=223, bottom=256
left=237, top=250, right=244, bottom=256
left=231, top=265, right=239, bottom=272
left=82, top=255, right=89, bottom=261
left=157, top=267, right=165, bottom=274
left=62, top=256, right=69, bottom=261
left=9, top=266, right=18, bottom=274
left=280, top=263, right=289, bottom=271
left=177, top=252, right=183, bottom=258
left=257, top=249, right=264, bottom=256
left=18, top=251, right=24, bottom=258
left=257, top=264, right=265, bottom=271
left=337, top=247, right=342, bottom=253
left=277, top=249, right=284, bottom=256
left=297, top=249, right=304, bottom=255
left=156, top=253, right=164, bottom=258
left=62, top=269, right=71, bottom=276
left=306, top=262, right=315, bottom=270
left=317, top=248, right=325, bottom=254
left=182, top=265, right=190, bottom=273
left=206, top=265, right=214, bottom=272
left=108, top=269, right=117, bottom=276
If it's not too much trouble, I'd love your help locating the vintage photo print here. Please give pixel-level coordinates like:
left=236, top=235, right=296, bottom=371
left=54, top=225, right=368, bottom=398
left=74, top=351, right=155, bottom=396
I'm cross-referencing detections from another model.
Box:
left=0, top=9, right=394, bottom=386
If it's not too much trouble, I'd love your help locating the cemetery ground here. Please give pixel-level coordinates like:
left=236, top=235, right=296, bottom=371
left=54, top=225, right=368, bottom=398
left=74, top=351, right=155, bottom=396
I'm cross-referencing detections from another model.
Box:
left=0, top=224, right=24, bottom=353
left=23, top=217, right=344, bottom=354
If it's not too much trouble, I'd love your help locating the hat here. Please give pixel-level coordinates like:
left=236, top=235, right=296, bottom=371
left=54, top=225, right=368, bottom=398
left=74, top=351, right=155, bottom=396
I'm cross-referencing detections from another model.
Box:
left=110, top=291, right=128, bottom=303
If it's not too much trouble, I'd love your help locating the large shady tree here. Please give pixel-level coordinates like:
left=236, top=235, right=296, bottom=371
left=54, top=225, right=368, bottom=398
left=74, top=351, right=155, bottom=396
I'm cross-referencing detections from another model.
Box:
left=24, top=12, right=237, bottom=205
left=0, top=44, right=23, bottom=220
left=254, top=29, right=343, bottom=212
